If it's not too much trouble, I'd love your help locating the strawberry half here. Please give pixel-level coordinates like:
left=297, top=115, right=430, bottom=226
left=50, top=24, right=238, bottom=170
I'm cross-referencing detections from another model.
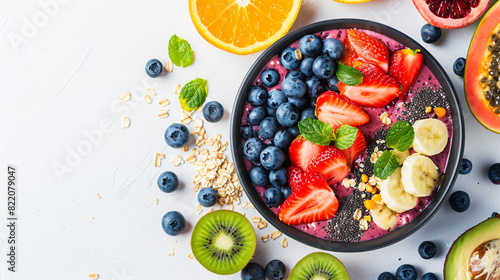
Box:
left=338, top=62, right=401, bottom=108
left=278, top=173, right=339, bottom=225
left=340, top=129, right=367, bottom=167
left=289, top=137, right=327, bottom=172
left=306, top=146, right=350, bottom=185
left=344, top=29, right=390, bottom=73
left=389, top=48, right=424, bottom=99
left=315, top=91, right=370, bottom=129
left=287, top=165, right=305, bottom=190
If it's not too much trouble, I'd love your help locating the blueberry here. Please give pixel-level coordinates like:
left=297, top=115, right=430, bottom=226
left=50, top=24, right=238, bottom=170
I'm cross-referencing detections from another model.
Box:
left=488, top=163, right=500, bottom=184
left=418, top=241, right=437, bottom=259
left=281, top=78, right=307, bottom=99
left=313, top=55, right=336, bottom=79
left=421, top=273, right=438, bottom=280
left=198, top=187, right=218, bottom=207
left=261, top=69, right=281, bottom=87
left=164, top=123, right=190, bottom=148
left=268, top=89, right=288, bottom=108
left=203, top=101, right=224, bottom=123
left=265, top=259, right=286, bottom=280
left=249, top=166, right=270, bottom=186
left=247, top=107, right=268, bottom=125
left=274, top=129, right=292, bottom=150
left=276, top=102, right=300, bottom=127
left=242, top=137, right=264, bottom=162
left=322, top=38, right=344, bottom=60
left=161, top=211, right=185, bottom=236
left=241, top=124, right=257, bottom=139
left=300, top=107, right=317, bottom=121
left=287, top=125, right=300, bottom=138
left=280, top=47, right=301, bottom=70
left=309, top=97, right=317, bottom=108
left=395, top=264, right=418, bottom=280
left=288, top=97, right=309, bottom=110
left=299, top=34, right=322, bottom=57
left=449, top=191, right=470, bottom=212
left=248, top=86, right=268, bottom=106
left=260, top=146, right=285, bottom=170
left=269, top=167, right=287, bottom=187
left=305, top=76, right=324, bottom=99
left=493, top=211, right=499, bottom=217
left=157, top=171, right=179, bottom=193
left=300, top=57, right=315, bottom=77
left=266, top=106, right=277, bottom=118
left=280, top=185, right=293, bottom=200
left=259, top=117, right=280, bottom=139
left=453, top=57, right=466, bottom=76
left=421, top=24, right=441, bottom=44
left=378, top=272, right=395, bottom=280
left=241, top=262, right=265, bottom=280
left=459, top=158, right=472, bottom=175
left=326, top=75, right=340, bottom=92
left=286, top=70, right=305, bottom=81
left=265, top=187, right=284, bottom=207
left=145, top=59, right=163, bottom=78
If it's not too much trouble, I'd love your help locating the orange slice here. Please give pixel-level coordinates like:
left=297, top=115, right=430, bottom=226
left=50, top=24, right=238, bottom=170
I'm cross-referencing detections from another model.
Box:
left=189, top=0, right=302, bottom=55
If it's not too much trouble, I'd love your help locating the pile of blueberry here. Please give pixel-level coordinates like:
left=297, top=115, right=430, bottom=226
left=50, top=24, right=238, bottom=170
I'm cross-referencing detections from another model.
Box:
left=242, top=34, right=344, bottom=207
left=241, top=259, right=286, bottom=280
left=378, top=241, right=438, bottom=280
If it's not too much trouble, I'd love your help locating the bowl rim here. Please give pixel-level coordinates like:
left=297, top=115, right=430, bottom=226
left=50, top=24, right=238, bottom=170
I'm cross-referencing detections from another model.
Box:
left=230, top=19, right=465, bottom=252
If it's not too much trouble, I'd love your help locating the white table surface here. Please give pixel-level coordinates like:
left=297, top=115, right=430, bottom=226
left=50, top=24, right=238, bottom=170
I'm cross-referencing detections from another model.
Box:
left=1, top=0, right=500, bottom=279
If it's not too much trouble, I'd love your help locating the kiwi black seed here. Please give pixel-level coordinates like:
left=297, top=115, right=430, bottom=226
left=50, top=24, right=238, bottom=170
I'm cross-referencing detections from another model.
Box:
left=191, top=210, right=256, bottom=275
left=288, top=252, right=350, bottom=280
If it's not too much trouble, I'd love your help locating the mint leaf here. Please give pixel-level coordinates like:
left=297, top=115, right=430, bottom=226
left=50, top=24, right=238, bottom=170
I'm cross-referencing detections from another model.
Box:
left=298, top=118, right=335, bottom=146
left=168, top=35, right=193, bottom=67
left=334, top=125, right=359, bottom=150
left=336, top=61, right=363, bottom=86
left=373, top=150, right=400, bottom=179
left=386, top=121, right=415, bottom=152
left=179, top=78, right=207, bottom=110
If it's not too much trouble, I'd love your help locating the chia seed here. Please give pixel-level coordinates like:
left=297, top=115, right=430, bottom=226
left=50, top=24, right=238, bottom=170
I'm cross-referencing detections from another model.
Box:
left=399, top=87, right=449, bottom=124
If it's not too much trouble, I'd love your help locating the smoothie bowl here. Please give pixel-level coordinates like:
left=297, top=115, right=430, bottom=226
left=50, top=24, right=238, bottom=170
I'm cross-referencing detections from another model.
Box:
left=230, top=19, right=464, bottom=252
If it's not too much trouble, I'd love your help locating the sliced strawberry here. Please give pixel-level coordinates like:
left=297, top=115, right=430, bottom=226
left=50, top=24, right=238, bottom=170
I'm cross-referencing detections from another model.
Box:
left=315, top=91, right=370, bottom=129
left=338, top=62, right=401, bottom=108
left=345, top=29, right=390, bottom=73
left=278, top=173, right=339, bottom=225
left=340, top=129, right=367, bottom=167
left=389, top=48, right=424, bottom=99
left=288, top=137, right=327, bottom=172
left=287, top=165, right=305, bottom=190
left=306, top=146, right=350, bottom=185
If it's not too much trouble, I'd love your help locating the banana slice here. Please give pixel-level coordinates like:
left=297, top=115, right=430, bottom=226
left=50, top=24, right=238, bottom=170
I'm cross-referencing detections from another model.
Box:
left=370, top=203, right=397, bottom=231
left=412, top=118, right=448, bottom=156
left=379, top=167, right=418, bottom=213
left=394, top=150, right=410, bottom=165
left=401, top=154, right=439, bottom=197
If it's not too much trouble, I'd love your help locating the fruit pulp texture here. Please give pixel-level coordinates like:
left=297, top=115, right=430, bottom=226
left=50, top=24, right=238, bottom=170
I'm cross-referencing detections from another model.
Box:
left=426, top=0, right=479, bottom=19
left=240, top=29, right=453, bottom=242
left=478, top=24, right=500, bottom=115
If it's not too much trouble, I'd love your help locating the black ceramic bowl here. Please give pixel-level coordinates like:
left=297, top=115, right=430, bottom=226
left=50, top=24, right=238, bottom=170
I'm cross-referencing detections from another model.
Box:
left=230, top=19, right=464, bottom=252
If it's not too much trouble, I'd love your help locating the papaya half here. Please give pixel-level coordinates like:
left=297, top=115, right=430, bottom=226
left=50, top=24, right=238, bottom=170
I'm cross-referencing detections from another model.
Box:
left=465, top=0, right=500, bottom=134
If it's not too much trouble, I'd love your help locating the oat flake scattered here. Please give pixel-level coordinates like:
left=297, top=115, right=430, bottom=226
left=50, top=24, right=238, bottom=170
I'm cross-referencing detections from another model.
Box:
left=121, top=92, right=131, bottom=102
left=89, top=273, right=99, bottom=280
left=122, top=117, right=130, bottom=129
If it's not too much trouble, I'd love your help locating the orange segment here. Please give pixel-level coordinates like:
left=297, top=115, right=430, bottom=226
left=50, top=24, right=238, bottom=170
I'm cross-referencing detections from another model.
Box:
left=189, top=0, right=302, bottom=55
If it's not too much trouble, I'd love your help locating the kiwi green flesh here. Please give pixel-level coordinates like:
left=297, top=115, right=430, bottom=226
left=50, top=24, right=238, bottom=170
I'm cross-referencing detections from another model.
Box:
left=289, top=252, right=350, bottom=280
left=191, top=210, right=256, bottom=275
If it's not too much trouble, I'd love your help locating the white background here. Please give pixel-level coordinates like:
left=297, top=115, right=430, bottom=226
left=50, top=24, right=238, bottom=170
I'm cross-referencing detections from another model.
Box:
left=1, top=0, right=500, bottom=279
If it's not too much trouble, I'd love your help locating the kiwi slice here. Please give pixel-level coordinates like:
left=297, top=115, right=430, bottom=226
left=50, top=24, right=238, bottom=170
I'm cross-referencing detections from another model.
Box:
left=191, top=210, right=256, bottom=275
left=289, top=252, right=350, bottom=280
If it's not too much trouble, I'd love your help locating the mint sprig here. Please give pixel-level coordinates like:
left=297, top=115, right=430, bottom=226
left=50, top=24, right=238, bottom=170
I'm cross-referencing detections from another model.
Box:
left=336, top=61, right=363, bottom=86
left=179, top=78, right=207, bottom=110
left=298, top=118, right=335, bottom=146
left=168, top=35, right=194, bottom=67
left=298, top=119, right=359, bottom=149
left=374, top=121, right=415, bottom=179
left=386, top=121, right=415, bottom=152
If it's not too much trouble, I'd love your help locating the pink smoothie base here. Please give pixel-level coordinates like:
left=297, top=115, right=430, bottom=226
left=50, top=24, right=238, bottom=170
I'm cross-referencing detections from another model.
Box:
left=240, top=29, right=453, bottom=242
